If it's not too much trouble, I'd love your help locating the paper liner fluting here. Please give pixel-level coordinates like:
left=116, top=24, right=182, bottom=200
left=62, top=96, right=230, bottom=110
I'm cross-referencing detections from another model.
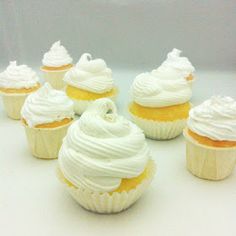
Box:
left=41, top=67, right=71, bottom=90
left=183, top=129, right=236, bottom=180
left=72, top=96, right=116, bottom=116
left=57, top=160, right=156, bottom=214
left=23, top=121, right=72, bottom=159
left=129, top=112, right=186, bottom=140
left=0, top=92, right=28, bottom=120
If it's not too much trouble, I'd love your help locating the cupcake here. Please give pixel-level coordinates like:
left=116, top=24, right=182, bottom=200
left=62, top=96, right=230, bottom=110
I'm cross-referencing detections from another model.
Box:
left=0, top=61, right=40, bottom=119
left=58, top=98, right=155, bottom=213
left=184, top=96, right=236, bottom=180
left=129, top=72, right=192, bottom=140
left=64, top=53, right=117, bottom=115
left=21, top=83, right=74, bottom=159
left=41, top=41, right=73, bottom=90
left=152, top=48, right=195, bottom=87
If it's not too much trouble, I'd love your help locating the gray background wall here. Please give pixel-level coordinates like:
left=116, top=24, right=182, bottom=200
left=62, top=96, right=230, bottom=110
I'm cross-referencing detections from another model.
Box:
left=0, top=0, right=236, bottom=70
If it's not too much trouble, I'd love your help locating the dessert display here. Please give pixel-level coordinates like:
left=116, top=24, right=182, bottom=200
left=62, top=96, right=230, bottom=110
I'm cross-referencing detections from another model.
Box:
left=41, top=41, right=73, bottom=89
left=21, top=83, right=74, bottom=159
left=1, top=40, right=235, bottom=218
left=129, top=72, right=192, bottom=139
left=184, top=96, right=236, bottom=180
left=58, top=98, right=155, bottom=213
left=64, top=53, right=117, bottom=115
left=0, top=61, right=40, bottom=119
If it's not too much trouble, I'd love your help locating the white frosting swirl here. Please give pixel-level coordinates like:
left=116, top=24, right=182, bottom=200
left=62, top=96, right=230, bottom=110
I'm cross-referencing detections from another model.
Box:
left=64, top=53, right=114, bottom=93
left=131, top=72, right=192, bottom=107
left=21, top=83, right=74, bottom=127
left=42, top=41, right=73, bottom=67
left=152, top=48, right=195, bottom=79
left=0, top=61, right=39, bottom=89
left=188, top=96, right=236, bottom=141
left=59, top=98, right=150, bottom=193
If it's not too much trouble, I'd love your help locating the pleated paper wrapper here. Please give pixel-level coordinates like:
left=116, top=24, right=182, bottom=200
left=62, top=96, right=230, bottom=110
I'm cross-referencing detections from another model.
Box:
left=23, top=121, right=72, bottom=159
left=183, top=129, right=236, bottom=180
left=130, top=112, right=187, bottom=140
left=40, top=67, right=71, bottom=90
left=0, top=92, right=28, bottom=120
left=72, top=96, right=116, bottom=115
left=57, top=160, right=156, bottom=214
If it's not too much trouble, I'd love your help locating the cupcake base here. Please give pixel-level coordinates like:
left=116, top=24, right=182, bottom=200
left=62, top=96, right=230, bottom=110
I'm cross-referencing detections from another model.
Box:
left=23, top=121, right=72, bottom=159
left=40, top=67, right=71, bottom=90
left=1, top=92, right=28, bottom=120
left=57, top=160, right=156, bottom=214
left=130, top=112, right=186, bottom=140
left=183, top=129, right=236, bottom=180
left=72, top=96, right=116, bottom=116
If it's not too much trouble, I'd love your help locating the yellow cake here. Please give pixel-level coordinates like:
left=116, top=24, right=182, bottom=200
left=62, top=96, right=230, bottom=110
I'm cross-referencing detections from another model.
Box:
left=58, top=98, right=155, bottom=213
left=184, top=96, right=236, bottom=180
left=41, top=41, right=73, bottom=89
left=0, top=61, right=41, bottom=119
left=66, top=85, right=117, bottom=101
left=129, top=101, right=191, bottom=122
left=21, top=83, right=74, bottom=159
left=129, top=70, right=192, bottom=139
left=64, top=53, right=117, bottom=115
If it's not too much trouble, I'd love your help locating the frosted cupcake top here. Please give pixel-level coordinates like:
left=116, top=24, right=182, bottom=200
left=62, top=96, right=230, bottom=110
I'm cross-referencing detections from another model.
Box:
left=21, top=83, right=74, bottom=127
left=188, top=96, right=236, bottom=141
left=42, top=41, right=73, bottom=67
left=152, top=48, right=195, bottom=79
left=0, top=61, right=39, bottom=89
left=64, top=53, right=114, bottom=94
left=131, top=72, right=192, bottom=107
left=59, top=98, right=150, bottom=193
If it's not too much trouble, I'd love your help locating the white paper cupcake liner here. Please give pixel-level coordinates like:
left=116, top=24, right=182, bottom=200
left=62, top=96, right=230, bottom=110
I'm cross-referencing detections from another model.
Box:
left=23, top=121, right=73, bottom=159
left=57, top=160, right=156, bottom=214
left=183, top=129, right=236, bottom=180
left=72, top=96, right=116, bottom=116
left=129, top=112, right=187, bottom=140
left=0, top=92, right=28, bottom=120
left=40, top=67, right=71, bottom=90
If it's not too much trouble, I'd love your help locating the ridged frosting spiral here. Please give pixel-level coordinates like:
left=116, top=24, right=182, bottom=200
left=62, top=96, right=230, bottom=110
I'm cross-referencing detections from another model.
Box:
left=131, top=72, right=192, bottom=107
left=0, top=61, right=39, bottom=89
left=21, top=83, right=74, bottom=127
left=64, top=53, right=114, bottom=93
left=59, top=98, right=150, bottom=192
left=188, top=96, right=236, bottom=141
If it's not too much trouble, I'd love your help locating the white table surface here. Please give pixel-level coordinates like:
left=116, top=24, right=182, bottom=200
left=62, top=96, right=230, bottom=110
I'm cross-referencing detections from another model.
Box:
left=0, top=70, right=236, bottom=236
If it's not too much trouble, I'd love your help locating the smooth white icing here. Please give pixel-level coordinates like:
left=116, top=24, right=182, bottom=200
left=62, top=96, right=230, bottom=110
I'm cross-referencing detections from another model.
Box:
left=188, top=96, right=236, bottom=141
left=42, top=41, right=73, bottom=67
left=64, top=53, right=114, bottom=94
left=21, top=83, right=74, bottom=127
left=152, top=48, right=195, bottom=79
left=59, top=98, right=150, bottom=192
left=0, top=61, right=39, bottom=89
left=131, top=72, right=192, bottom=107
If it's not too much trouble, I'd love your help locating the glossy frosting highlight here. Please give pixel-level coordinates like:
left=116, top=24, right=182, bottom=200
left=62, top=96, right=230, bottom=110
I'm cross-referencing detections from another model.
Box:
left=59, top=98, right=150, bottom=192
left=64, top=53, right=114, bottom=94
left=0, top=61, right=39, bottom=89
left=188, top=96, right=236, bottom=141
left=21, top=83, right=74, bottom=127
left=42, top=41, right=73, bottom=67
